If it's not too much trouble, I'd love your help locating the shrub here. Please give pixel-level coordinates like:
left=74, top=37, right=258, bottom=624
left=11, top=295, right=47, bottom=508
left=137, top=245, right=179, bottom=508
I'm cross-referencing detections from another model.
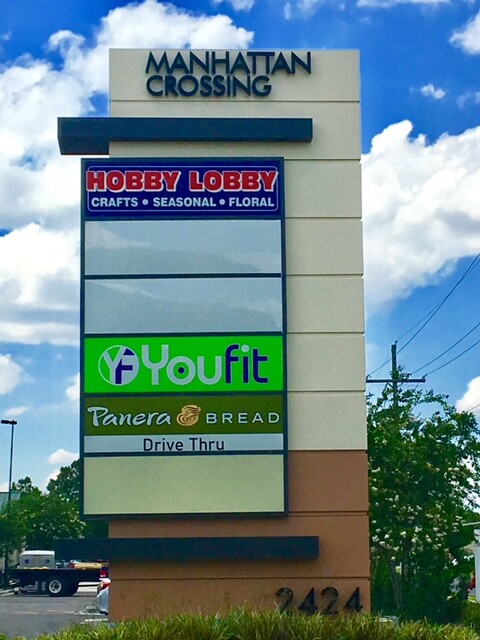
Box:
left=41, top=610, right=480, bottom=640
left=463, top=599, right=480, bottom=634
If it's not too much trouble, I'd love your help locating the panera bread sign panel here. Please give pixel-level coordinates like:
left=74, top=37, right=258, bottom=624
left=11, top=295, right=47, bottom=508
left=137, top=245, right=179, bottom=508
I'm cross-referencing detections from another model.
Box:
left=81, top=157, right=287, bottom=516
left=83, top=394, right=284, bottom=455
left=144, top=50, right=312, bottom=98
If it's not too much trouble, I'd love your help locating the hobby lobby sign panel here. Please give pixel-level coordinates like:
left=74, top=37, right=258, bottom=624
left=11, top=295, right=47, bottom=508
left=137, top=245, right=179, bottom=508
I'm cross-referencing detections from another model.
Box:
left=83, top=158, right=282, bottom=216
left=81, top=157, right=287, bottom=517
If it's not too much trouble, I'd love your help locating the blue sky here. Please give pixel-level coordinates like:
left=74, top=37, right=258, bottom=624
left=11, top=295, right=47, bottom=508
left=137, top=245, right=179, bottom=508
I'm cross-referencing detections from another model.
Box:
left=0, top=0, right=480, bottom=490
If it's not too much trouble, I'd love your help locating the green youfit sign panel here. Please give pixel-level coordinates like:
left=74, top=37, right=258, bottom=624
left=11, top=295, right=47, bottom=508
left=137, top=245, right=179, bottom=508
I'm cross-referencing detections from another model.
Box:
left=84, top=335, right=284, bottom=394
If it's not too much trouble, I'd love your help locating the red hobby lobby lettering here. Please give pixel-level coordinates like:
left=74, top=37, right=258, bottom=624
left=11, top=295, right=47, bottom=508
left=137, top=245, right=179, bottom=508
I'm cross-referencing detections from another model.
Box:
left=86, top=170, right=181, bottom=192
left=86, top=169, right=278, bottom=194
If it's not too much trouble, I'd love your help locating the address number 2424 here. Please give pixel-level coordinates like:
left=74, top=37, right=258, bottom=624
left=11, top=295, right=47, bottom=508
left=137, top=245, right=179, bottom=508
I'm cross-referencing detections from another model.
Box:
left=275, top=586, right=362, bottom=615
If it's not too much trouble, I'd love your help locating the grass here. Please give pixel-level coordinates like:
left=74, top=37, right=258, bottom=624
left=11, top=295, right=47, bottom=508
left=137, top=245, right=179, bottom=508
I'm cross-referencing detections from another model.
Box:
left=31, top=610, right=480, bottom=640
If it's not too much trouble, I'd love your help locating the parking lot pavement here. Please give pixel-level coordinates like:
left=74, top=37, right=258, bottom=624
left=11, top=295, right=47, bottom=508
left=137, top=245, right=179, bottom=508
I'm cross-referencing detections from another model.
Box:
left=0, top=583, right=109, bottom=639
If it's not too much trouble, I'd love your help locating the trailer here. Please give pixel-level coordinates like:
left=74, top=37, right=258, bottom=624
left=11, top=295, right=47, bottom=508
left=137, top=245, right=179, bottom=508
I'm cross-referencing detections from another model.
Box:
left=9, top=550, right=107, bottom=597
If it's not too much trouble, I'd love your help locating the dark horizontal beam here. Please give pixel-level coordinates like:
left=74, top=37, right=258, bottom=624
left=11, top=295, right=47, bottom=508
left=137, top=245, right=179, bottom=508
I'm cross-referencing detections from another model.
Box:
left=57, top=117, right=313, bottom=155
left=54, top=536, right=319, bottom=561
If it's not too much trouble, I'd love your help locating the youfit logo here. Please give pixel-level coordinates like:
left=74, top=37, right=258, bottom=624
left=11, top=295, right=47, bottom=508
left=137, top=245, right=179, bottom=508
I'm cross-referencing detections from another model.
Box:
left=97, top=343, right=270, bottom=388
left=99, top=346, right=140, bottom=386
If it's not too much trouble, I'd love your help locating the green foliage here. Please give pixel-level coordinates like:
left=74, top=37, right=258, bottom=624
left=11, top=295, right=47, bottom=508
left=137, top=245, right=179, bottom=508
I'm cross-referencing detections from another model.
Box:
left=463, top=600, right=480, bottom=633
left=47, top=459, right=108, bottom=539
left=47, top=460, right=81, bottom=504
left=11, top=476, right=37, bottom=494
left=0, top=479, right=84, bottom=551
left=32, top=611, right=480, bottom=640
left=368, top=383, right=480, bottom=623
left=0, top=459, right=107, bottom=556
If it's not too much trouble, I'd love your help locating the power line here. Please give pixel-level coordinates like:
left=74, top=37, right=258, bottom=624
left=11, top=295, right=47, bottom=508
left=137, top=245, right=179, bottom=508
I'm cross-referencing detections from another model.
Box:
left=411, top=318, right=480, bottom=375
left=395, top=300, right=447, bottom=344
left=423, top=336, right=480, bottom=377
left=396, top=252, right=480, bottom=356
left=367, top=252, right=480, bottom=377
left=367, top=352, right=392, bottom=378
left=464, top=402, right=480, bottom=414
left=395, top=253, right=479, bottom=344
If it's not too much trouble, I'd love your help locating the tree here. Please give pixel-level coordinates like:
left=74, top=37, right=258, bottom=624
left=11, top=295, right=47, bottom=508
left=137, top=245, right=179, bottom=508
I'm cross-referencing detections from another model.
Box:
left=47, top=460, right=80, bottom=504
left=47, top=460, right=108, bottom=539
left=368, top=384, right=480, bottom=623
left=0, top=460, right=108, bottom=562
left=0, top=477, right=85, bottom=552
left=11, top=477, right=37, bottom=494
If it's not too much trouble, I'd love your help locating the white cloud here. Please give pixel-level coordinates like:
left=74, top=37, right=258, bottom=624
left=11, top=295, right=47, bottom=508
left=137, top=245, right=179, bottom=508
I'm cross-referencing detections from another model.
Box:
left=0, top=225, right=79, bottom=345
left=297, top=0, right=323, bottom=12
left=420, top=83, right=446, bottom=99
left=456, top=376, right=480, bottom=415
left=3, top=406, right=28, bottom=418
left=0, top=355, right=23, bottom=395
left=47, top=0, right=253, bottom=97
left=47, top=448, right=78, bottom=466
left=65, top=374, right=79, bottom=402
left=362, top=120, right=480, bottom=313
left=282, top=0, right=348, bottom=16
left=213, top=0, right=255, bottom=10
left=283, top=0, right=339, bottom=16
left=450, top=11, right=480, bottom=54
left=0, top=0, right=253, bottom=346
left=284, top=2, right=293, bottom=19
left=41, top=471, right=59, bottom=490
left=358, top=0, right=448, bottom=6
left=458, top=91, right=480, bottom=108
left=0, top=58, right=89, bottom=228
left=43, top=448, right=78, bottom=487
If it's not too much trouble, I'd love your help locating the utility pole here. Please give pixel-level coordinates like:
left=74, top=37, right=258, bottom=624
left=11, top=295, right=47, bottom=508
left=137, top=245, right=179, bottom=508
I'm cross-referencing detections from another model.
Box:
left=1, top=419, right=17, bottom=587
left=366, top=343, right=426, bottom=406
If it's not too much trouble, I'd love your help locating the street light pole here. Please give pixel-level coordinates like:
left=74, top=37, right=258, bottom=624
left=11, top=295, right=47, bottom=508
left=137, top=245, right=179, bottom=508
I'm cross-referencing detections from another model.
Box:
left=1, top=419, right=17, bottom=587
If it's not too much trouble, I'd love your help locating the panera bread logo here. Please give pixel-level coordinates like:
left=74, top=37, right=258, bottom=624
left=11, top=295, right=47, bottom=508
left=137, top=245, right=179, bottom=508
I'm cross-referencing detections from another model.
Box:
left=145, top=50, right=312, bottom=98
left=176, top=405, right=201, bottom=427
